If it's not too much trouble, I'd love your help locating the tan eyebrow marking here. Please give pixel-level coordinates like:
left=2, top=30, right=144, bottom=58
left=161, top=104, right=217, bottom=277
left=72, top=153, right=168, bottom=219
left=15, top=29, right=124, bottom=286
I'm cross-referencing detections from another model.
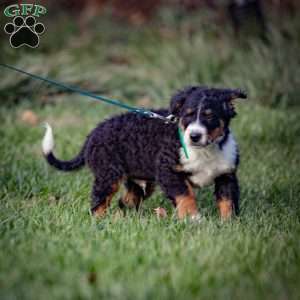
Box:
left=204, top=109, right=213, bottom=115
left=186, top=108, right=193, bottom=114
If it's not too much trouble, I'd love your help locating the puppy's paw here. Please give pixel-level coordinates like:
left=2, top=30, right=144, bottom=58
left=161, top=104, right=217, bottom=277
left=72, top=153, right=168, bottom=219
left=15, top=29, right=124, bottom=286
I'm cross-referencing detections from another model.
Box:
left=190, top=213, right=202, bottom=224
left=154, top=207, right=167, bottom=218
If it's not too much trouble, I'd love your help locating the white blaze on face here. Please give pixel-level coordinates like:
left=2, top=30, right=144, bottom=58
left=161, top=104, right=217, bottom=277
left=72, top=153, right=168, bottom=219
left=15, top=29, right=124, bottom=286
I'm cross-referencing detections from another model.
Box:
left=183, top=103, right=209, bottom=146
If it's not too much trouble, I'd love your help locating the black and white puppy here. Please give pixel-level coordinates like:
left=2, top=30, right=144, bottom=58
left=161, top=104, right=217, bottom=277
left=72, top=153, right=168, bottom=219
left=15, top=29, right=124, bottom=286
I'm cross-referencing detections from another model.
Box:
left=42, top=86, right=246, bottom=220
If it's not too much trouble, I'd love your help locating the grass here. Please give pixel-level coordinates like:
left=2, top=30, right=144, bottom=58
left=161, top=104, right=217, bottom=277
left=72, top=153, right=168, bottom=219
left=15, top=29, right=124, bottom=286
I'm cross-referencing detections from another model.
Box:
left=1, top=10, right=300, bottom=300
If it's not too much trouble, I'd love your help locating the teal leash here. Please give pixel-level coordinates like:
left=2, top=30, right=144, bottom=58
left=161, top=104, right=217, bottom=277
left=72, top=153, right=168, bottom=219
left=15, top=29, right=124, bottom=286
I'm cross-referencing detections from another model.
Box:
left=0, top=63, right=149, bottom=115
left=0, top=63, right=189, bottom=158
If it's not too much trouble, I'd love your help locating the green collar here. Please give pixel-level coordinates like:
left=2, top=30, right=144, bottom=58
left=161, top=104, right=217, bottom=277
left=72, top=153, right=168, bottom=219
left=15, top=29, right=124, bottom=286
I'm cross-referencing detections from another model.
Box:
left=178, top=127, right=189, bottom=159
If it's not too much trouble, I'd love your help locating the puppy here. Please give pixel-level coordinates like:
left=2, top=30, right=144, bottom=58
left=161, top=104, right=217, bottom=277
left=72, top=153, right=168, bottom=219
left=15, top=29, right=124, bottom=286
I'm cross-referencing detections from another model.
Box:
left=42, top=86, right=246, bottom=220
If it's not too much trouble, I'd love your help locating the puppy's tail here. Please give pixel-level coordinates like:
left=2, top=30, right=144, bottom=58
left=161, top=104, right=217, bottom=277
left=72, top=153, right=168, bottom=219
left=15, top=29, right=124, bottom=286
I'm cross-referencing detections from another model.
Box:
left=42, top=123, right=85, bottom=171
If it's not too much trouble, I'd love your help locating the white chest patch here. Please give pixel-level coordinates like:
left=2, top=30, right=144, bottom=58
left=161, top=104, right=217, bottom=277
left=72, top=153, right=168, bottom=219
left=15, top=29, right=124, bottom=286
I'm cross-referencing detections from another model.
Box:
left=180, top=133, right=238, bottom=187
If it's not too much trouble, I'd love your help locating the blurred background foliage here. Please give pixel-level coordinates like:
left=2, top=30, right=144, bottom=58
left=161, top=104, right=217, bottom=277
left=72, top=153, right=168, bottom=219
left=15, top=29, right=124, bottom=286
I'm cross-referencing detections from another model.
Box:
left=0, top=4, right=300, bottom=299
left=0, top=0, right=299, bottom=108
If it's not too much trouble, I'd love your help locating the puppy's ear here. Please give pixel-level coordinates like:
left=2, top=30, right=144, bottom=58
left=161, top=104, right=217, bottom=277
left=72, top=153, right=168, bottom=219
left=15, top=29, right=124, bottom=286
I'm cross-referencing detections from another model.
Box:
left=224, top=89, right=247, bottom=118
left=169, top=86, right=196, bottom=116
left=229, top=89, right=247, bottom=102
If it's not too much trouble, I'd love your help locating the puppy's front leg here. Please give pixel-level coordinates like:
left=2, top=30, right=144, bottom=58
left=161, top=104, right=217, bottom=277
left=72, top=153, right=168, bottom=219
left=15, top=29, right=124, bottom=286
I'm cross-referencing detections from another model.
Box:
left=174, top=182, right=198, bottom=219
left=214, top=173, right=240, bottom=220
left=154, top=184, right=198, bottom=220
left=157, top=170, right=198, bottom=219
left=156, top=149, right=199, bottom=220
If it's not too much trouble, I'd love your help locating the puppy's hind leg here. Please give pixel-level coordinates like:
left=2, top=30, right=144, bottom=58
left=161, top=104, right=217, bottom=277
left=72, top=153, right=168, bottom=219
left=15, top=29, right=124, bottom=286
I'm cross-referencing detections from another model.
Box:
left=118, top=180, right=155, bottom=211
left=91, top=174, right=122, bottom=217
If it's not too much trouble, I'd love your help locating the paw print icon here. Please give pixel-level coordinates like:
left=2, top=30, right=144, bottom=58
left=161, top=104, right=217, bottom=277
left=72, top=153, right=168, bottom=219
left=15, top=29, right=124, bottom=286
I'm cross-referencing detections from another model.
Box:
left=4, top=16, right=45, bottom=48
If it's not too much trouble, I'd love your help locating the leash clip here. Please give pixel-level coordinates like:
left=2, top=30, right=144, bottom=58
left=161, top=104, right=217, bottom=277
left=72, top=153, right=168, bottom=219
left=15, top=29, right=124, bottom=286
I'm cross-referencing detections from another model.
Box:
left=147, top=111, right=164, bottom=119
left=149, top=112, right=178, bottom=124
left=145, top=111, right=177, bottom=124
left=165, top=114, right=178, bottom=124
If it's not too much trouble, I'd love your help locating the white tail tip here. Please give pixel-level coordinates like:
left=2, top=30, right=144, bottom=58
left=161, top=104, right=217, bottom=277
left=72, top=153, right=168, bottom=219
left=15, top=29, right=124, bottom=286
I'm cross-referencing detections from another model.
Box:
left=42, top=122, right=54, bottom=155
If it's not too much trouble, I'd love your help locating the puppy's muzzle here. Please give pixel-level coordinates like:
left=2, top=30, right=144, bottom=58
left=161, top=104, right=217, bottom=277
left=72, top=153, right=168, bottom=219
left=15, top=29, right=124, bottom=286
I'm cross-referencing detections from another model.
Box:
left=189, top=131, right=208, bottom=147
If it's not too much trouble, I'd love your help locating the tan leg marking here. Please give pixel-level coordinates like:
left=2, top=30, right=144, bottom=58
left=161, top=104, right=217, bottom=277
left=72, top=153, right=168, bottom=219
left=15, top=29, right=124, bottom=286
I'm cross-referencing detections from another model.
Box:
left=175, top=184, right=198, bottom=219
left=173, top=164, right=184, bottom=172
left=217, top=197, right=233, bottom=220
left=121, top=190, right=142, bottom=209
left=93, top=182, right=120, bottom=217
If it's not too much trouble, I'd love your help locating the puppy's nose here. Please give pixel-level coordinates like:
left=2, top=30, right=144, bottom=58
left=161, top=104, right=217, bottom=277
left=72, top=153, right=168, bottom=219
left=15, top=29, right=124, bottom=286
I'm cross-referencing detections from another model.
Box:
left=190, top=132, right=202, bottom=143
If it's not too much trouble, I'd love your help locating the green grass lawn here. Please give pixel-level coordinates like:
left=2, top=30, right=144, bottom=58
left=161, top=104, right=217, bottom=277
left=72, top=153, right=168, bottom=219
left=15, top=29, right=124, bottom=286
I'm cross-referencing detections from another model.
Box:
left=1, top=12, right=300, bottom=300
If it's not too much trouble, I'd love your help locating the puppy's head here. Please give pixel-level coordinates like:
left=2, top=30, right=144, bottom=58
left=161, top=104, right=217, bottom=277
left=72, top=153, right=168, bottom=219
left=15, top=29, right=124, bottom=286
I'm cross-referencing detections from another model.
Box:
left=170, top=86, right=247, bottom=147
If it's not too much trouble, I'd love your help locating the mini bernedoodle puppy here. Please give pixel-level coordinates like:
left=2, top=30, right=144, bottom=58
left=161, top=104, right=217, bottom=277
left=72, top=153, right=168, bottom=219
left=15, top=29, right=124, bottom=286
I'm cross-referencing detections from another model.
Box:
left=42, top=86, right=247, bottom=220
